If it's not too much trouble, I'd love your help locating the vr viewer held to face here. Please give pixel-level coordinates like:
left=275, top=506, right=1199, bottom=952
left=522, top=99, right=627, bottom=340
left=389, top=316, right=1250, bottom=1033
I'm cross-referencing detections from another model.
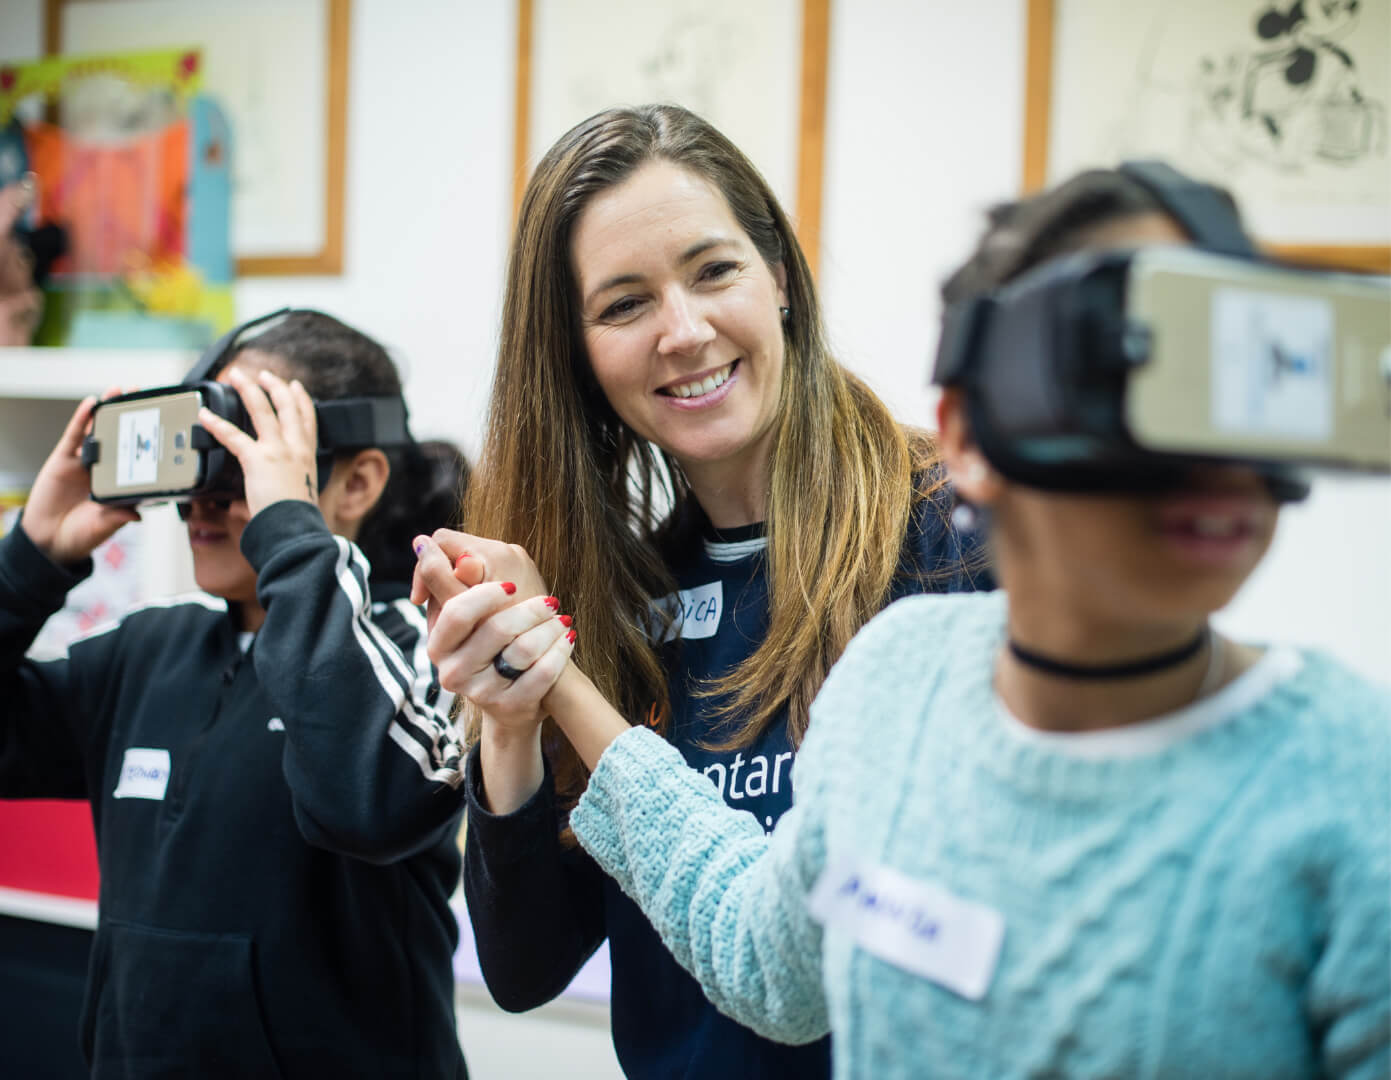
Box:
left=81, top=308, right=413, bottom=513
left=935, top=159, right=1390, bottom=505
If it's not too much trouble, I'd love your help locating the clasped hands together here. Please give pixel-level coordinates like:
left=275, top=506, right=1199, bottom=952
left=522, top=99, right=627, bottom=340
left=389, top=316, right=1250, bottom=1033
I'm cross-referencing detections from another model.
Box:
left=410, top=533, right=576, bottom=735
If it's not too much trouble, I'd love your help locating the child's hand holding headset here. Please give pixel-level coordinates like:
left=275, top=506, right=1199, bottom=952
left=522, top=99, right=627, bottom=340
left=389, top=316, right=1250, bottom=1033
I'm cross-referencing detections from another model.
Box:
left=22, top=391, right=141, bottom=566
left=197, top=367, right=322, bottom=518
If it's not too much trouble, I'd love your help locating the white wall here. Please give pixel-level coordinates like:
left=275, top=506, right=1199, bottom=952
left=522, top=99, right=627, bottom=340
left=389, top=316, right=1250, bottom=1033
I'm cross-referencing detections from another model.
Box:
left=229, top=0, right=514, bottom=461
left=820, top=0, right=1024, bottom=427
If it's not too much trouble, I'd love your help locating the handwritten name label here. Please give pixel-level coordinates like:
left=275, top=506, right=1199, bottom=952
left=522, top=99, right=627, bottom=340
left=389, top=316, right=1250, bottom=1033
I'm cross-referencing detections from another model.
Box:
left=113, top=747, right=172, bottom=801
left=808, top=860, right=1004, bottom=1000
left=649, top=580, right=724, bottom=642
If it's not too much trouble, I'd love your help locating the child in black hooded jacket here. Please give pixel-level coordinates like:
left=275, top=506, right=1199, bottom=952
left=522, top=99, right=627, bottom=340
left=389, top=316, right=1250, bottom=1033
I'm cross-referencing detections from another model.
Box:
left=0, top=311, right=471, bottom=1078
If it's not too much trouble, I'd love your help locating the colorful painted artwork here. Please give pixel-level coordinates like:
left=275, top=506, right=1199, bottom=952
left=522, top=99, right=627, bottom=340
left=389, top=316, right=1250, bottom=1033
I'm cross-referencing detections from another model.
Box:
left=0, top=47, right=234, bottom=345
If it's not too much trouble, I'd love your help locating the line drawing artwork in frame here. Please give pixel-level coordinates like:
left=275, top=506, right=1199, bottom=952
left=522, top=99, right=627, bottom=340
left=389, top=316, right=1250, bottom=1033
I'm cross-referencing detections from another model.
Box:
left=1024, top=0, right=1389, bottom=272
left=46, top=0, right=350, bottom=277
left=513, top=0, right=829, bottom=275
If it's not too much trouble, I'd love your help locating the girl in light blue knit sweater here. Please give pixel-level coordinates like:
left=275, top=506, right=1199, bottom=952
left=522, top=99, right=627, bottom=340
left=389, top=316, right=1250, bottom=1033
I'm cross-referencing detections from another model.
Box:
left=416, top=167, right=1390, bottom=1078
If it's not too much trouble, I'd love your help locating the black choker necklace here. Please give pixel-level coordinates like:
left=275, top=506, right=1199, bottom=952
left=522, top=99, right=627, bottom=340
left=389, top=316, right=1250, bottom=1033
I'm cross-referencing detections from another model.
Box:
left=1007, top=627, right=1209, bottom=680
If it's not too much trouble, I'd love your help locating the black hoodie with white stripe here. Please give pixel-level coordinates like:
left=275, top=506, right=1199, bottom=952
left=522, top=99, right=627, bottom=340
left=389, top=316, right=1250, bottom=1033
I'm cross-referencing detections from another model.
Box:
left=0, top=499, right=468, bottom=1079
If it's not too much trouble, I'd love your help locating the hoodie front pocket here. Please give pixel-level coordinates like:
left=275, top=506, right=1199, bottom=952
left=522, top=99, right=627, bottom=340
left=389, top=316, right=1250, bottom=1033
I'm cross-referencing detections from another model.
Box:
left=86, top=919, right=285, bottom=1079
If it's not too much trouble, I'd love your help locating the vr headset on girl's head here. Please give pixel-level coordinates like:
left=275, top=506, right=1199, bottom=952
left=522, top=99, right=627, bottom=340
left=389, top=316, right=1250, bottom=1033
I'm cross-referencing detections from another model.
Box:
left=932, top=160, right=1391, bottom=503
left=82, top=309, right=412, bottom=507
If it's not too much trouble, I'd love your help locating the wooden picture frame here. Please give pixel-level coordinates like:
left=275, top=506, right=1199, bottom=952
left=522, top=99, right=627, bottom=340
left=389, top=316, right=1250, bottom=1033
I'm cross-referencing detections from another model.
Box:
left=1023, top=0, right=1390, bottom=273
left=45, top=0, right=350, bottom=277
left=512, top=0, right=830, bottom=275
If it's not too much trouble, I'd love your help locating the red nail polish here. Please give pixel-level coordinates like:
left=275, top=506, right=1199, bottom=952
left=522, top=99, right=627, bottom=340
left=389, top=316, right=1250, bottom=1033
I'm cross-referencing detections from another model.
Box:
left=558, top=614, right=573, bottom=627
left=454, top=552, right=471, bottom=570
left=501, top=582, right=516, bottom=595
left=544, top=596, right=560, bottom=611
left=566, top=629, right=577, bottom=644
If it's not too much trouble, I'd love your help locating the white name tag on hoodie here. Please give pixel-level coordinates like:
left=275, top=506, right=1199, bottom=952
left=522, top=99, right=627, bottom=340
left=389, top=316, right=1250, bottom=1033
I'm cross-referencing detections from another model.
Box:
left=113, top=748, right=171, bottom=800
left=808, top=860, right=1004, bottom=1000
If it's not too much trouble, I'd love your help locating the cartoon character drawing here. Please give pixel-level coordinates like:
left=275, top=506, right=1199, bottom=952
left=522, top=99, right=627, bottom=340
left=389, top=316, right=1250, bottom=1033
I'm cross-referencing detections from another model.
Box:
left=1192, top=0, right=1387, bottom=171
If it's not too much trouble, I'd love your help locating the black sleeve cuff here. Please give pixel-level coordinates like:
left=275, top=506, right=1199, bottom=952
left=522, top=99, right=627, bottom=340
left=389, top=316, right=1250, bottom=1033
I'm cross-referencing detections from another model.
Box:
left=464, top=741, right=563, bottom=867
left=0, top=517, right=92, bottom=619
left=239, top=499, right=334, bottom=573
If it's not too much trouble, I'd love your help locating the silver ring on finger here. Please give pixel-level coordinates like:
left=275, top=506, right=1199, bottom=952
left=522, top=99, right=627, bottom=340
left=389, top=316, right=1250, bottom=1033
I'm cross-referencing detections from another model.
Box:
left=492, top=651, right=526, bottom=681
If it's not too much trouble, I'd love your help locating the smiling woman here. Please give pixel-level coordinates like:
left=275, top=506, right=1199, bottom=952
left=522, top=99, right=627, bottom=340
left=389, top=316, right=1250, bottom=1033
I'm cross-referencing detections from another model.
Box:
left=572, top=160, right=788, bottom=526
left=414, top=103, right=991, bottom=1079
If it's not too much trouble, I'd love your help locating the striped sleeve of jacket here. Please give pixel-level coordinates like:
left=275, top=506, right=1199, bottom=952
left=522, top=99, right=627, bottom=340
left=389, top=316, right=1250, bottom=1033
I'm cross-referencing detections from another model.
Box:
left=244, top=499, right=466, bottom=863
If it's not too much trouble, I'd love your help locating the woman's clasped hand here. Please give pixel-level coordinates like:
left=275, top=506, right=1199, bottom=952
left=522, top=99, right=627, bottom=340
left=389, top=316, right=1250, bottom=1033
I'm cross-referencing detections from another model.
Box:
left=411, top=531, right=574, bottom=730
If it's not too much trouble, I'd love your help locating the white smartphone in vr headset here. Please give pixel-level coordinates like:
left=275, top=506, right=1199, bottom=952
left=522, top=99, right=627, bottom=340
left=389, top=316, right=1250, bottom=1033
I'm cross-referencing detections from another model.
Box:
left=1125, top=248, right=1391, bottom=472
left=85, top=377, right=413, bottom=506
left=88, top=390, right=207, bottom=500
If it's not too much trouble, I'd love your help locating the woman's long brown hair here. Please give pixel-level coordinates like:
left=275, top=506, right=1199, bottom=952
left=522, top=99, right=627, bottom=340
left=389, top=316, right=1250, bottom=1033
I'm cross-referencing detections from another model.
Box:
left=464, top=105, right=947, bottom=816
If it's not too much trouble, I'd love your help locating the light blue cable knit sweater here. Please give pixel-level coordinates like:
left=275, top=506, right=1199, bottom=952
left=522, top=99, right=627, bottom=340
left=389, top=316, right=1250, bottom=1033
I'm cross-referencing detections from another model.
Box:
left=573, top=591, right=1391, bottom=1079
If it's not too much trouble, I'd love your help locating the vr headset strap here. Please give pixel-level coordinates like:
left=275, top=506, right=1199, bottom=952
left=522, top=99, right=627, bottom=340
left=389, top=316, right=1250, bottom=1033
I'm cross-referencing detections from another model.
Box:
left=182, top=308, right=295, bottom=385
left=181, top=308, right=414, bottom=452
left=1118, top=160, right=1256, bottom=258
left=932, top=295, right=993, bottom=386
left=316, top=397, right=411, bottom=449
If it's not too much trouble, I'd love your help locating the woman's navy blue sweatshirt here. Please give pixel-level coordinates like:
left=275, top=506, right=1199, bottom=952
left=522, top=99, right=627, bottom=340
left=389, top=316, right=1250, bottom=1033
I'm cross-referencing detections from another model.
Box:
left=0, top=500, right=470, bottom=1079
left=463, top=481, right=991, bottom=1079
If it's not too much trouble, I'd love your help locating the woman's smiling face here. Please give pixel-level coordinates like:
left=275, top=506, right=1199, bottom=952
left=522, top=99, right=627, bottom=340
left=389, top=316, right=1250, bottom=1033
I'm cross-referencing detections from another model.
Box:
left=571, top=160, right=789, bottom=485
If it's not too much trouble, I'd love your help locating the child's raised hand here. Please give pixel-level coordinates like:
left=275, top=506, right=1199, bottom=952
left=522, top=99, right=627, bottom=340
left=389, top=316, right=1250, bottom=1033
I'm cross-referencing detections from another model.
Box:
left=409, top=529, right=549, bottom=611
left=197, top=367, right=321, bottom=519
left=21, top=392, right=140, bottom=565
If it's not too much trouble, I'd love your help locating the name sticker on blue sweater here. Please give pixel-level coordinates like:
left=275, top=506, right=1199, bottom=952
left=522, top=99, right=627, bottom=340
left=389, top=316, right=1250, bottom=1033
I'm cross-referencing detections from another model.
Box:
left=113, top=747, right=171, bottom=801
left=808, top=860, right=1004, bottom=1001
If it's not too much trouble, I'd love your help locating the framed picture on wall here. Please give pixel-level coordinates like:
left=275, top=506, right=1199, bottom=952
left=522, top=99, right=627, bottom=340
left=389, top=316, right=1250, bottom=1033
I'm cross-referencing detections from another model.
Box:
left=45, top=0, right=350, bottom=277
left=513, top=0, right=830, bottom=273
left=1023, top=0, right=1390, bottom=272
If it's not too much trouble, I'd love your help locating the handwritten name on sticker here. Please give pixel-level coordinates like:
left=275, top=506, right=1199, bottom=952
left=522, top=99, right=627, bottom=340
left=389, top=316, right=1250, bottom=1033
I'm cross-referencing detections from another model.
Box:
left=807, top=860, right=1004, bottom=1001
left=648, top=580, right=724, bottom=642
left=112, top=747, right=172, bottom=801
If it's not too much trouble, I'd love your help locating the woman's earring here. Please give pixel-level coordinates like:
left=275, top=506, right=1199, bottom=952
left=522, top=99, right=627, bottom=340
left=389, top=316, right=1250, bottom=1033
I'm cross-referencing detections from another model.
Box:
left=779, top=306, right=791, bottom=323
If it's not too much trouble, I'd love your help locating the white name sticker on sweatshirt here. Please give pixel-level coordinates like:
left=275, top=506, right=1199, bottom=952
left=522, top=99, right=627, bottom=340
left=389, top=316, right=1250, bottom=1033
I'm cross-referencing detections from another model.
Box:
left=808, top=860, right=1004, bottom=1001
left=648, top=580, right=724, bottom=643
left=112, top=748, right=172, bottom=801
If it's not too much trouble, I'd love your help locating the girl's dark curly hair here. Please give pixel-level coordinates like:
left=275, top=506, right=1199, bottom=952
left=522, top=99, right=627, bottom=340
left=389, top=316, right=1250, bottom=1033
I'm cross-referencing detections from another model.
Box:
left=226, top=309, right=469, bottom=582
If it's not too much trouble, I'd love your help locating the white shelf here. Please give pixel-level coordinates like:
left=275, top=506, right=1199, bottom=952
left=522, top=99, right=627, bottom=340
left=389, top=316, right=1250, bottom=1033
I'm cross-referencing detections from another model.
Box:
left=0, top=346, right=196, bottom=399
left=0, top=886, right=98, bottom=930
